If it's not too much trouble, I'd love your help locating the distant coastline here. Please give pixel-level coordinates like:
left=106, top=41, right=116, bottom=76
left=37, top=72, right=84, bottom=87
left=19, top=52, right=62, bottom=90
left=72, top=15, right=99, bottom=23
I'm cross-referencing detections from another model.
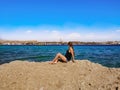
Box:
left=0, top=40, right=120, bottom=45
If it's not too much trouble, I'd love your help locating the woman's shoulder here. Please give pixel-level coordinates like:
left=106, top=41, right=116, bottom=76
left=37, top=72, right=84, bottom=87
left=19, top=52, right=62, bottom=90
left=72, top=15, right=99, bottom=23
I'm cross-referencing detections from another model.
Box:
left=69, top=46, right=73, bottom=49
left=69, top=47, right=73, bottom=51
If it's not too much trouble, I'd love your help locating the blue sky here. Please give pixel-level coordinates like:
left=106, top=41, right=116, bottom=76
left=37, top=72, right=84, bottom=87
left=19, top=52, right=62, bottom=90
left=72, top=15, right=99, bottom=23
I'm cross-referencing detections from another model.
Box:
left=0, top=0, right=120, bottom=41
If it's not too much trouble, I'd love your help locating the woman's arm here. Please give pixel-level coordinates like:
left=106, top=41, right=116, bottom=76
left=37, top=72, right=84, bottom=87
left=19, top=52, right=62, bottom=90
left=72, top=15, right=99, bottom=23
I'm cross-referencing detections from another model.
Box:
left=69, top=47, right=75, bottom=62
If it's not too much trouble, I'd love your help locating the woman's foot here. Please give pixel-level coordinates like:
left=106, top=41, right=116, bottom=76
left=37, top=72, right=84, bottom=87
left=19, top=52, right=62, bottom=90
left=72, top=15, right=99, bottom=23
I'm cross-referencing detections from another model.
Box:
left=49, top=61, right=57, bottom=64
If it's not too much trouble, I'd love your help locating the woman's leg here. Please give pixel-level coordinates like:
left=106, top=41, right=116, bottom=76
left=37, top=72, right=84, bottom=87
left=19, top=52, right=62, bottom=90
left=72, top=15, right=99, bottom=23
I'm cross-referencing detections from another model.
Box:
left=50, top=53, right=67, bottom=64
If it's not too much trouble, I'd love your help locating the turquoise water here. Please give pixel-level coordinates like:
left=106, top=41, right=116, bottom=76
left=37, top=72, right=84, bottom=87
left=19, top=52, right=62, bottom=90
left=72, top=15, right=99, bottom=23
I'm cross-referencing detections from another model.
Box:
left=0, top=45, right=120, bottom=67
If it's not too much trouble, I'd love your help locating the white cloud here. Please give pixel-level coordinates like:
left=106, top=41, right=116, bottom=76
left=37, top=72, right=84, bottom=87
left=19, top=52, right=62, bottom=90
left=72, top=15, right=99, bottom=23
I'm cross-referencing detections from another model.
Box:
left=0, top=26, right=120, bottom=41
left=68, top=33, right=81, bottom=38
left=26, top=30, right=32, bottom=33
left=116, top=30, right=120, bottom=32
left=65, top=33, right=81, bottom=41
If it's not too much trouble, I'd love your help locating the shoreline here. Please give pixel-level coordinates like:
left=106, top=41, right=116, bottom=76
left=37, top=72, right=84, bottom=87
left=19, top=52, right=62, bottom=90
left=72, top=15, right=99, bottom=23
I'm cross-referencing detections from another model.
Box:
left=0, top=44, right=120, bottom=46
left=0, top=40, right=120, bottom=45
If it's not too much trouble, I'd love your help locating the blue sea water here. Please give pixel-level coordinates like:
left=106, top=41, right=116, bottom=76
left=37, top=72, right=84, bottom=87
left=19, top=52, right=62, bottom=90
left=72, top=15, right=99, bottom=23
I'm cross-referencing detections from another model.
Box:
left=0, top=45, right=120, bottom=68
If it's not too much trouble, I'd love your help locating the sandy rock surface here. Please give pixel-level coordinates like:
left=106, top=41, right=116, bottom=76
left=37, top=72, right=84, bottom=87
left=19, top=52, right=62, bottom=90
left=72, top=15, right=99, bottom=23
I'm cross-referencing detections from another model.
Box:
left=0, top=60, right=120, bottom=90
